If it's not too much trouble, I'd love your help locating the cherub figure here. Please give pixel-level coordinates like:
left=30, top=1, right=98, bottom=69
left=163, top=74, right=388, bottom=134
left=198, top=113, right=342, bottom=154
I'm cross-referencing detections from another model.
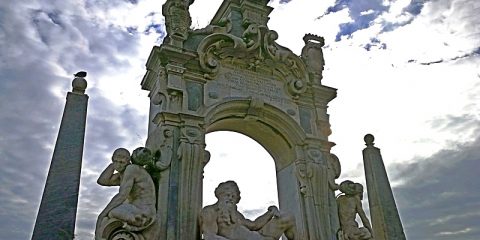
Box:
left=95, top=148, right=157, bottom=239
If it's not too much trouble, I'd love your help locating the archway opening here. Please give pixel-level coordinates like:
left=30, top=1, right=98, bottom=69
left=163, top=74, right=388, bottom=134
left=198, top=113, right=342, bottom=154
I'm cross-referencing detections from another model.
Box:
left=203, top=131, right=279, bottom=219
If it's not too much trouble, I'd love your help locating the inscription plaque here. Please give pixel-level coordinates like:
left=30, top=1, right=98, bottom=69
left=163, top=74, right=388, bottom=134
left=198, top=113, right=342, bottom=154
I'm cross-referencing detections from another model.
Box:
left=206, top=66, right=297, bottom=111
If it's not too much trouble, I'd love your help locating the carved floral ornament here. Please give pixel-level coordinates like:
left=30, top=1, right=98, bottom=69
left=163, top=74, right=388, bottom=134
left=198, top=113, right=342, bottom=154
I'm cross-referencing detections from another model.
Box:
left=196, top=22, right=309, bottom=98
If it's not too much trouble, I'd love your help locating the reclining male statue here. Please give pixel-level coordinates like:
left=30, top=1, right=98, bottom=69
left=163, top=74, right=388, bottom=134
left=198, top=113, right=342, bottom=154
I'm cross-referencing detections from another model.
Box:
left=199, top=180, right=296, bottom=240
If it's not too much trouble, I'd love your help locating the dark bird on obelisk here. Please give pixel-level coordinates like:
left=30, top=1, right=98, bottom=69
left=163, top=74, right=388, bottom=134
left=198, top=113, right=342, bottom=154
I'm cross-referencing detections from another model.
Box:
left=74, top=71, right=87, bottom=78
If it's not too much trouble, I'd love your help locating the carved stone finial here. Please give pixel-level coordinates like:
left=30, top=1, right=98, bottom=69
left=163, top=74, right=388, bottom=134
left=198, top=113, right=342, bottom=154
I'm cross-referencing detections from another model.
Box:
left=72, top=71, right=87, bottom=94
left=364, top=134, right=375, bottom=146
left=302, top=34, right=325, bottom=46
left=162, top=0, right=194, bottom=47
left=301, top=34, right=325, bottom=85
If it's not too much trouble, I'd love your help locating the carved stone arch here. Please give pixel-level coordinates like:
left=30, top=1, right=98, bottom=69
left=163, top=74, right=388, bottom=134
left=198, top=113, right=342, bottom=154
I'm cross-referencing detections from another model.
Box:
left=203, top=99, right=310, bottom=238
left=204, top=99, right=306, bottom=170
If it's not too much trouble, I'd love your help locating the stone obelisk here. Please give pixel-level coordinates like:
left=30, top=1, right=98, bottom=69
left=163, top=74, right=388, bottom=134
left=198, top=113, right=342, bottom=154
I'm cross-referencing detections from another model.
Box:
left=362, top=134, right=406, bottom=240
left=32, top=72, right=89, bottom=240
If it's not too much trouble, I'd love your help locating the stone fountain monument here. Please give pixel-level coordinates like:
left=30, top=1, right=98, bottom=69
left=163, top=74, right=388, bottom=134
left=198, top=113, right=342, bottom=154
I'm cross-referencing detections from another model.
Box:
left=33, top=0, right=407, bottom=239
left=136, top=0, right=338, bottom=239
left=93, top=0, right=407, bottom=239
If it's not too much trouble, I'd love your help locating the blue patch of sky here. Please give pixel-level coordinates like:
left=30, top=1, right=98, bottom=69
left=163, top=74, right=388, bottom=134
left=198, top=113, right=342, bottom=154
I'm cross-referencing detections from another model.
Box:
left=146, top=12, right=157, bottom=17
left=323, top=0, right=389, bottom=41
left=336, top=12, right=379, bottom=41
left=363, top=37, right=387, bottom=51
left=46, top=11, right=62, bottom=27
left=379, top=18, right=415, bottom=33
left=403, top=0, right=428, bottom=15
left=143, top=23, right=166, bottom=43
left=364, top=44, right=373, bottom=51
left=324, top=0, right=350, bottom=14
left=144, top=23, right=163, bottom=35
left=126, top=26, right=138, bottom=34
left=324, top=0, right=433, bottom=41
left=379, top=0, right=430, bottom=33
left=279, top=0, right=292, bottom=4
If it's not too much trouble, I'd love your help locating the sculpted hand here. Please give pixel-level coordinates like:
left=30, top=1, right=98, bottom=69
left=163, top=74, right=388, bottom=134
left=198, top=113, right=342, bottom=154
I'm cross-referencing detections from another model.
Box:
left=268, top=206, right=281, bottom=218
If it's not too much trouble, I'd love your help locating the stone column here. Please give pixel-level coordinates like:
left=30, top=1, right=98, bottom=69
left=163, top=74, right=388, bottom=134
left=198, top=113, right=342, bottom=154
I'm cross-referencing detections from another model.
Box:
left=32, top=73, right=89, bottom=239
left=362, top=134, right=406, bottom=240
left=177, top=121, right=207, bottom=240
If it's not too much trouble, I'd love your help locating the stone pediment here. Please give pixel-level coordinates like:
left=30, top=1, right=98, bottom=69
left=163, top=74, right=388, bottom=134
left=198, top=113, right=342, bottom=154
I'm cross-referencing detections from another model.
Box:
left=185, top=0, right=309, bottom=97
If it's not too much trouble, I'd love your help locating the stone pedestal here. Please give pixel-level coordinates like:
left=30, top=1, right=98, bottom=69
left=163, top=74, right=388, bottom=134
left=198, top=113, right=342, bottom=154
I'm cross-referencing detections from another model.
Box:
left=32, top=75, right=88, bottom=239
left=362, top=134, right=406, bottom=240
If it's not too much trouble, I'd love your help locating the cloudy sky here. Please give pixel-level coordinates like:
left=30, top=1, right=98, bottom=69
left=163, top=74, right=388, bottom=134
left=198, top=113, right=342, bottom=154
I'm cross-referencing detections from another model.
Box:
left=0, top=0, right=479, bottom=239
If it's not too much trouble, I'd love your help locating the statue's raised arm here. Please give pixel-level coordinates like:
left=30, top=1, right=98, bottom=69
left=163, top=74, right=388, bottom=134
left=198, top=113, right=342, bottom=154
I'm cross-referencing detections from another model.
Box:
left=97, top=148, right=129, bottom=186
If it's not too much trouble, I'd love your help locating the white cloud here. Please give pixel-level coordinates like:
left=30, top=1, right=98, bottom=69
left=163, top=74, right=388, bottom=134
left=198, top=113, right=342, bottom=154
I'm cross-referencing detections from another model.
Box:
left=0, top=0, right=479, bottom=239
left=437, top=228, right=472, bottom=236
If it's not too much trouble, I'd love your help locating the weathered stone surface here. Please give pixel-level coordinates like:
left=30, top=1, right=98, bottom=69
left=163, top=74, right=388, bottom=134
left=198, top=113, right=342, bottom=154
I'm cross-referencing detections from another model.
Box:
left=32, top=77, right=88, bottom=240
left=205, top=66, right=298, bottom=115
left=301, top=34, right=325, bottom=85
left=162, top=0, right=194, bottom=47
left=362, top=134, right=406, bottom=240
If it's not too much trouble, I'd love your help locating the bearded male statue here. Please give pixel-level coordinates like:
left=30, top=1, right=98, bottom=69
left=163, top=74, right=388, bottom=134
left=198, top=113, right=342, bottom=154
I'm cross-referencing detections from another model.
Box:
left=199, top=181, right=297, bottom=240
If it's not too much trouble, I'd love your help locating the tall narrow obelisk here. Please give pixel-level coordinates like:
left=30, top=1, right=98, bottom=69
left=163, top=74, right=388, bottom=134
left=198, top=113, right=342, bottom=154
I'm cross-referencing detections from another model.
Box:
left=32, top=72, right=89, bottom=240
left=362, top=134, right=406, bottom=240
